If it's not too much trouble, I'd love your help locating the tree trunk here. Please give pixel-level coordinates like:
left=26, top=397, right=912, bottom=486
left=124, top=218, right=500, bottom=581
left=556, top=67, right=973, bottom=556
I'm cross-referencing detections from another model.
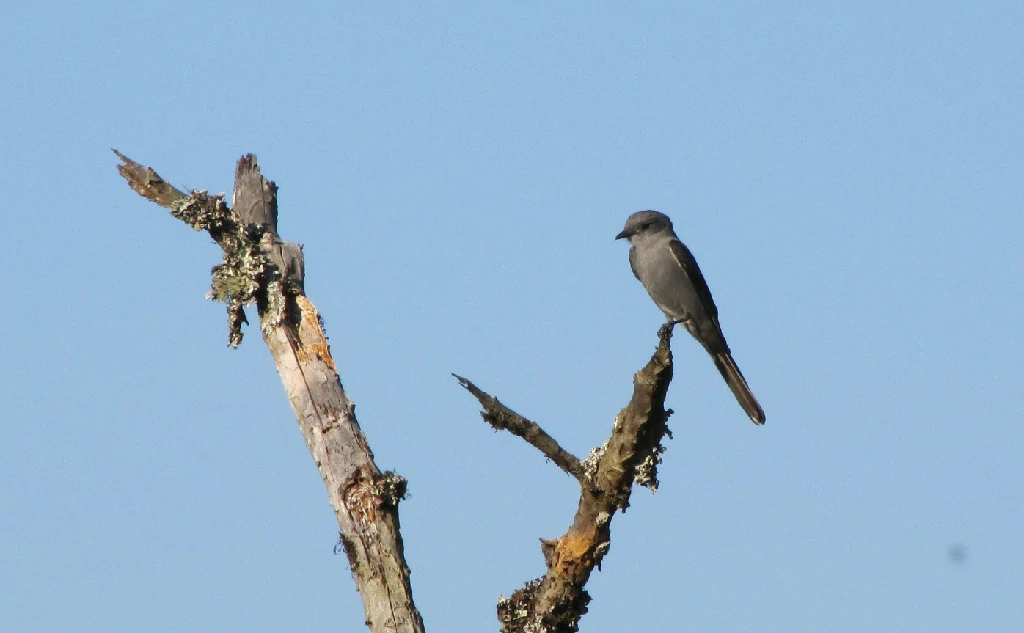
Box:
left=115, top=151, right=425, bottom=633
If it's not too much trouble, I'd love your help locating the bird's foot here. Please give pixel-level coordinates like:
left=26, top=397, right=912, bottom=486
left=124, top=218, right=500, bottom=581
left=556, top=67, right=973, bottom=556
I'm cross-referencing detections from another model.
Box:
left=658, top=321, right=677, bottom=339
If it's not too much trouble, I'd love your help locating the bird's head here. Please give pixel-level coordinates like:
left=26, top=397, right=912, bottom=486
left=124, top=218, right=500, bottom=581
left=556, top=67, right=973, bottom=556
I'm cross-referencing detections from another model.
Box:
left=615, top=210, right=674, bottom=242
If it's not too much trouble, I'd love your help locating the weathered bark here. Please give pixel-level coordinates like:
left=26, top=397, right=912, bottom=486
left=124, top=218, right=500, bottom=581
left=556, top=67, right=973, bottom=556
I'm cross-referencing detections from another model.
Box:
left=115, top=151, right=425, bottom=633
left=457, top=324, right=675, bottom=633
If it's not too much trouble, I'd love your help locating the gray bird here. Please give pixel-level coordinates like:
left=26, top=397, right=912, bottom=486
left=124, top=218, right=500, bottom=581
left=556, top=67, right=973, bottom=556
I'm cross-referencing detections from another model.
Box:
left=616, top=210, right=765, bottom=425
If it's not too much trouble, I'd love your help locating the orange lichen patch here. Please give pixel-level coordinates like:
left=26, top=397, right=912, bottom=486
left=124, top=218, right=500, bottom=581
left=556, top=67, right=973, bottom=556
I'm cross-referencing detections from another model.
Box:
left=295, top=295, right=337, bottom=372
left=551, top=527, right=600, bottom=570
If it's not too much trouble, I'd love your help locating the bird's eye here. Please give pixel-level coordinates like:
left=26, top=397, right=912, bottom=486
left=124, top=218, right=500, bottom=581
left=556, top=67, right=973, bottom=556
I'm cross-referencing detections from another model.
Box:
left=641, top=222, right=651, bottom=230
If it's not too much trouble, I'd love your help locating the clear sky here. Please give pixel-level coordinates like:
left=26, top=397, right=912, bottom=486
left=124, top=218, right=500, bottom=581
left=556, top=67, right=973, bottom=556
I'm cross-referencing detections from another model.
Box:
left=2, top=2, right=1022, bottom=632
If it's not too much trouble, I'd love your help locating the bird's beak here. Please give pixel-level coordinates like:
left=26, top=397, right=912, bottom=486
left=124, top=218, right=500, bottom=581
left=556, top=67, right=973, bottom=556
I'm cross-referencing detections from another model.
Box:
left=615, top=229, right=631, bottom=240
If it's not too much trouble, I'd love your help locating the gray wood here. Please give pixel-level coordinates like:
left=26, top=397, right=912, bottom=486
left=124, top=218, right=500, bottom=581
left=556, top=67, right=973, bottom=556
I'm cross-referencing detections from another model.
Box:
left=115, top=151, right=424, bottom=633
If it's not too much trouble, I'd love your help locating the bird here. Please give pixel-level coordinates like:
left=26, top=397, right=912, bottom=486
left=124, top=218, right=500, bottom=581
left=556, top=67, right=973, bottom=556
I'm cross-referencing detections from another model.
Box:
left=616, top=210, right=765, bottom=425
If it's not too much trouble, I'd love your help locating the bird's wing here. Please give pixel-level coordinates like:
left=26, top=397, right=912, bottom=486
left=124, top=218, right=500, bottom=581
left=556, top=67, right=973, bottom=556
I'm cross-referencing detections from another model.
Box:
left=668, top=238, right=719, bottom=321
left=627, top=245, right=642, bottom=282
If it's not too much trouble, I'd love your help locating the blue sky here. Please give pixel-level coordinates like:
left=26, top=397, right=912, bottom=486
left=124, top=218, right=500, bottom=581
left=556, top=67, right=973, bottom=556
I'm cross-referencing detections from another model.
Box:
left=2, top=2, right=1022, bottom=631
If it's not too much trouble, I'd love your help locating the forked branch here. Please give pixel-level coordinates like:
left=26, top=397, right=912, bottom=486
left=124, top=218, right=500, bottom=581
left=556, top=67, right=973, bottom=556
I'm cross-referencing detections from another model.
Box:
left=457, top=323, right=676, bottom=633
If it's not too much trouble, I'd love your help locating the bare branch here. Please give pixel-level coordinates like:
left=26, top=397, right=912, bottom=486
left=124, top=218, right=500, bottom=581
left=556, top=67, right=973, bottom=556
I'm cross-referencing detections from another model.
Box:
left=461, top=323, right=676, bottom=633
left=453, top=374, right=584, bottom=480
left=113, top=149, right=188, bottom=208
left=114, top=151, right=425, bottom=633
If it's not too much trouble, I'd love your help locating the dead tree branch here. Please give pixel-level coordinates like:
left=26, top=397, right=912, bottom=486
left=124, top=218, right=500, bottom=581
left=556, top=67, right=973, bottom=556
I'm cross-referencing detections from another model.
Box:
left=457, top=323, right=676, bottom=633
left=452, top=376, right=584, bottom=479
left=114, top=151, right=425, bottom=633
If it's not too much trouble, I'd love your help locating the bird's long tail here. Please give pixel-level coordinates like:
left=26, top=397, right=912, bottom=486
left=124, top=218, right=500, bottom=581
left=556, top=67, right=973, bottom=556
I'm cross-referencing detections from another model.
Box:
left=711, top=351, right=765, bottom=425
